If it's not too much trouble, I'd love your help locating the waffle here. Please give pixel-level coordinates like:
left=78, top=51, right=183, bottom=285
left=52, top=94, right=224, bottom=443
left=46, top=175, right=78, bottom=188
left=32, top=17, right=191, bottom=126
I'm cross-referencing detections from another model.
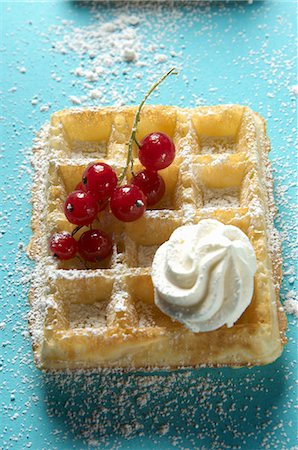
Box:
left=28, top=105, right=287, bottom=370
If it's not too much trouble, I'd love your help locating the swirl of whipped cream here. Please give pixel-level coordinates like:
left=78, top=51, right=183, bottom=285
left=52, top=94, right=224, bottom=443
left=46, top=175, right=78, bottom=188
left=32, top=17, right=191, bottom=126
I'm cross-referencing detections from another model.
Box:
left=152, top=219, right=257, bottom=332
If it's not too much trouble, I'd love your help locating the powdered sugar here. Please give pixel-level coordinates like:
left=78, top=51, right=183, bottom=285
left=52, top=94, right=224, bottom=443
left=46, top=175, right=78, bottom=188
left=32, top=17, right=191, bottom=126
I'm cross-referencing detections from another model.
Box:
left=51, top=14, right=142, bottom=105
left=284, top=292, right=298, bottom=318
left=69, top=302, right=108, bottom=329
left=71, top=140, right=107, bottom=156
left=202, top=187, right=240, bottom=209
left=289, top=85, right=298, bottom=96
left=137, top=302, right=157, bottom=328
left=200, top=136, right=237, bottom=154
left=137, top=245, right=159, bottom=267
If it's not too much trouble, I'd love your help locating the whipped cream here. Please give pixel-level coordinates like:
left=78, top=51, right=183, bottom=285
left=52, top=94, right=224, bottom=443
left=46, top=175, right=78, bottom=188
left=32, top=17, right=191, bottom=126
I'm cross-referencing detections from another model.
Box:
left=152, top=219, right=257, bottom=332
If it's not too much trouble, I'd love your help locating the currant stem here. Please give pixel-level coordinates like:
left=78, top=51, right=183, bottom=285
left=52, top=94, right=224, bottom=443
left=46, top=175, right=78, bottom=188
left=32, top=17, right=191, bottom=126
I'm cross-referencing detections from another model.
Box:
left=118, top=67, right=178, bottom=185
left=134, top=136, right=140, bottom=148
left=72, top=225, right=83, bottom=237
left=76, top=255, right=88, bottom=269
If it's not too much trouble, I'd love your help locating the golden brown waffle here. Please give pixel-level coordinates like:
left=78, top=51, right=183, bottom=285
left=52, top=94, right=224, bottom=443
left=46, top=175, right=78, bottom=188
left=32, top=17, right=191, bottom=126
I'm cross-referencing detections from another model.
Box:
left=28, top=105, right=287, bottom=370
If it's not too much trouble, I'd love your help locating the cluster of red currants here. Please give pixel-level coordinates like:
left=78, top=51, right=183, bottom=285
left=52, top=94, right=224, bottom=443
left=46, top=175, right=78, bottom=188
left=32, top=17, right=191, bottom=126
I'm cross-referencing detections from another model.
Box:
left=49, top=132, right=175, bottom=262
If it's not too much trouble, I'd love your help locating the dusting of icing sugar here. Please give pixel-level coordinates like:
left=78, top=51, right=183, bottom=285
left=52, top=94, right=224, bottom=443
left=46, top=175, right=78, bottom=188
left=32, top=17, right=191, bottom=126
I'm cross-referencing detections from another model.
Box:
left=202, top=187, right=240, bottom=209
left=69, top=95, right=82, bottom=106
left=136, top=302, right=159, bottom=328
left=71, top=140, right=107, bottom=155
left=284, top=293, right=298, bottom=319
left=137, top=245, right=159, bottom=268
left=112, top=292, right=127, bottom=313
left=69, top=302, right=108, bottom=329
left=210, top=154, right=229, bottom=166
left=50, top=14, right=142, bottom=106
left=177, top=142, right=192, bottom=157
left=181, top=203, right=197, bottom=225
left=200, top=136, right=237, bottom=154
left=288, top=85, right=298, bottom=96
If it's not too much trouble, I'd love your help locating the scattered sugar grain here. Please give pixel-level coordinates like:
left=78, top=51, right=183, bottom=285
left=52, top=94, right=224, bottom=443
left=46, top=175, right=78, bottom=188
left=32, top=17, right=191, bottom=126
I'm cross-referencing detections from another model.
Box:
left=89, top=89, right=102, bottom=100
left=40, top=104, right=50, bottom=112
left=154, top=53, right=168, bottom=63
left=284, top=295, right=298, bottom=318
left=122, top=49, right=137, bottom=62
left=289, top=85, right=298, bottom=96
left=69, top=95, right=81, bottom=105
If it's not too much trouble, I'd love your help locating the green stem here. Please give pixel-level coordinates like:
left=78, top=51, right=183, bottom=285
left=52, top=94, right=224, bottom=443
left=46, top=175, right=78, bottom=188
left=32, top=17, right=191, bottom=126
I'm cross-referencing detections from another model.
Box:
left=118, top=67, right=178, bottom=185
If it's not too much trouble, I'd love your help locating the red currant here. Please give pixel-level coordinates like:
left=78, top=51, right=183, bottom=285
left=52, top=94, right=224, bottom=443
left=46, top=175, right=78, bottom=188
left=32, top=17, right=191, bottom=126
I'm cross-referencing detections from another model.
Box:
left=110, top=185, right=147, bottom=222
left=82, top=162, right=118, bottom=201
left=64, top=190, right=98, bottom=226
left=131, top=170, right=165, bottom=206
left=78, top=229, right=113, bottom=262
left=75, top=181, right=86, bottom=191
left=75, top=182, right=107, bottom=211
left=138, top=132, right=175, bottom=171
left=49, top=232, right=78, bottom=260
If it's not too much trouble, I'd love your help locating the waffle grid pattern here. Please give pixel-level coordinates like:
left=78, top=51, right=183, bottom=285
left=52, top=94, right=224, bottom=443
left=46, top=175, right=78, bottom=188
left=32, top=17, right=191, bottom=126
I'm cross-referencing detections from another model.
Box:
left=29, top=105, right=286, bottom=369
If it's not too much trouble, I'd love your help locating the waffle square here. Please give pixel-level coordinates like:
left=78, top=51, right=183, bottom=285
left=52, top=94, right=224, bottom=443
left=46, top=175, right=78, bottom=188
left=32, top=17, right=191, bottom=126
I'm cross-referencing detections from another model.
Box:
left=28, top=105, right=286, bottom=369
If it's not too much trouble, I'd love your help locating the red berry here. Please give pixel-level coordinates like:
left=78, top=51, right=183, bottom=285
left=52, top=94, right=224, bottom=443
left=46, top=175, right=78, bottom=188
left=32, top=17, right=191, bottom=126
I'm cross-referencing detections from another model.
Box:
left=64, top=190, right=98, bottom=226
left=110, top=185, right=147, bottom=222
left=82, top=162, right=118, bottom=201
left=74, top=182, right=107, bottom=211
left=49, top=232, right=78, bottom=260
left=78, top=229, right=113, bottom=262
left=131, top=170, right=165, bottom=206
left=75, top=181, right=86, bottom=191
left=139, top=132, right=175, bottom=171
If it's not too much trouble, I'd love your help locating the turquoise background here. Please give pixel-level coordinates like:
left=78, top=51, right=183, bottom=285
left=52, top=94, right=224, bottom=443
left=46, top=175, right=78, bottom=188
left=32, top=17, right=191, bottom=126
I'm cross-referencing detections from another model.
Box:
left=0, top=1, right=297, bottom=449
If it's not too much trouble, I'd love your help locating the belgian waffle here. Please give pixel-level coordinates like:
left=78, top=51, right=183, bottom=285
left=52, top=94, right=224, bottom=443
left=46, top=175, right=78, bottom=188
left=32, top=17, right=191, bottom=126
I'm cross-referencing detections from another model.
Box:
left=28, top=105, right=287, bottom=370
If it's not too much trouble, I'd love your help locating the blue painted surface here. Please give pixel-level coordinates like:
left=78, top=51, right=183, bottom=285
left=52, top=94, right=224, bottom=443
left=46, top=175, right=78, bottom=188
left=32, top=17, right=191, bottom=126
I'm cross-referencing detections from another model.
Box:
left=0, top=1, right=297, bottom=449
